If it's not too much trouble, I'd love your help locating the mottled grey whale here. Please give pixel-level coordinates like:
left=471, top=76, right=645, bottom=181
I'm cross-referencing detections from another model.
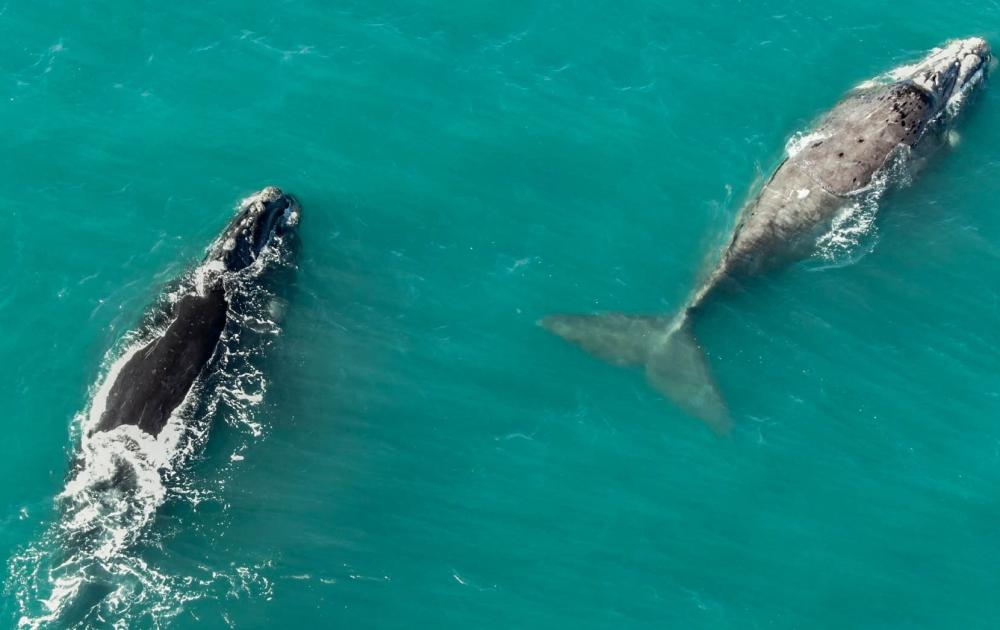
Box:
left=93, top=186, right=300, bottom=437
left=543, top=37, right=991, bottom=434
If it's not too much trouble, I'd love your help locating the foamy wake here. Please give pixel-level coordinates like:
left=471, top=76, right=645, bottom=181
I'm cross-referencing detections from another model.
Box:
left=8, top=235, right=294, bottom=629
left=811, top=146, right=915, bottom=268
left=812, top=197, right=881, bottom=267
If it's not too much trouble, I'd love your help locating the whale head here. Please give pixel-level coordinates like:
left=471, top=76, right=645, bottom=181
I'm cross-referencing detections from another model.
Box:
left=213, top=186, right=299, bottom=271
left=903, top=37, right=991, bottom=119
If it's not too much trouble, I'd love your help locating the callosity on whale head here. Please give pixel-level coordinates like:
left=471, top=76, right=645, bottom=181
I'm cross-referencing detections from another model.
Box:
left=899, top=36, right=990, bottom=119
left=212, top=186, right=300, bottom=272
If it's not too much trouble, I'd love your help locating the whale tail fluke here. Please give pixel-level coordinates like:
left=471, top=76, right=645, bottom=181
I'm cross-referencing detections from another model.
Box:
left=540, top=312, right=731, bottom=435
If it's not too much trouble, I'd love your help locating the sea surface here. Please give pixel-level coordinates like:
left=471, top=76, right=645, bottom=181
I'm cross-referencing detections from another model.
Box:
left=2, top=1, right=1000, bottom=628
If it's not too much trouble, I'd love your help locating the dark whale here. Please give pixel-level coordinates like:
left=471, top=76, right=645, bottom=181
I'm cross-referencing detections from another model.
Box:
left=542, top=37, right=991, bottom=434
left=93, top=186, right=299, bottom=437
left=20, top=187, right=301, bottom=628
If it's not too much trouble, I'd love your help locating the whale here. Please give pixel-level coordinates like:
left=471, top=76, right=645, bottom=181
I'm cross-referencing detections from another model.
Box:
left=93, top=186, right=300, bottom=437
left=542, top=37, right=991, bottom=434
left=11, top=187, right=300, bottom=629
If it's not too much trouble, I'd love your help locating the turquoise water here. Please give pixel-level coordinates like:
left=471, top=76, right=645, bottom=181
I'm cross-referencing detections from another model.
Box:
left=3, top=1, right=1000, bottom=627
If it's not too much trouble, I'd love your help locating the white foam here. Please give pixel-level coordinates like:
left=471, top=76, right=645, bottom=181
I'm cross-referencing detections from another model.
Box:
left=812, top=146, right=913, bottom=267
left=814, top=199, right=880, bottom=265
left=194, top=259, right=226, bottom=296
left=785, top=131, right=827, bottom=158
left=945, top=67, right=984, bottom=117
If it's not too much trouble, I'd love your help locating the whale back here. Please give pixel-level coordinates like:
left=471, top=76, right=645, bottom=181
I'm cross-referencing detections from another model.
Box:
left=793, top=83, right=937, bottom=196
left=91, top=187, right=298, bottom=438
left=94, top=287, right=228, bottom=436
left=718, top=82, right=942, bottom=278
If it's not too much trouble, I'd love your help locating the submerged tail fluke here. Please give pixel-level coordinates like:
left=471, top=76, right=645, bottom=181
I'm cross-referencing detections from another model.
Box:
left=540, top=311, right=731, bottom=435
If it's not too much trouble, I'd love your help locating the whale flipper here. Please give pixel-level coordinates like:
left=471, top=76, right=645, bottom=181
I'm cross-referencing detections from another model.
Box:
left=541, top=313, right=730, bottom=435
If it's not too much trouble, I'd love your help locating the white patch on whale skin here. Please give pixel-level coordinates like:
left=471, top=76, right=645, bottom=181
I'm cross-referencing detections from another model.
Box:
left=785, top=131, right=827, bottom=158
left=797, top=188, right=811, bottom=199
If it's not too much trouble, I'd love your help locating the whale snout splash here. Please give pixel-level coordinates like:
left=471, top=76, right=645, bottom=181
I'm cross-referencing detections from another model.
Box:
left=542, top=38, right=990, bottom=435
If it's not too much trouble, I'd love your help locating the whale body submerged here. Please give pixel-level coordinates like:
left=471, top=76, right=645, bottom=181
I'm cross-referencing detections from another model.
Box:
left=542, top=38, right=991, bottom=434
